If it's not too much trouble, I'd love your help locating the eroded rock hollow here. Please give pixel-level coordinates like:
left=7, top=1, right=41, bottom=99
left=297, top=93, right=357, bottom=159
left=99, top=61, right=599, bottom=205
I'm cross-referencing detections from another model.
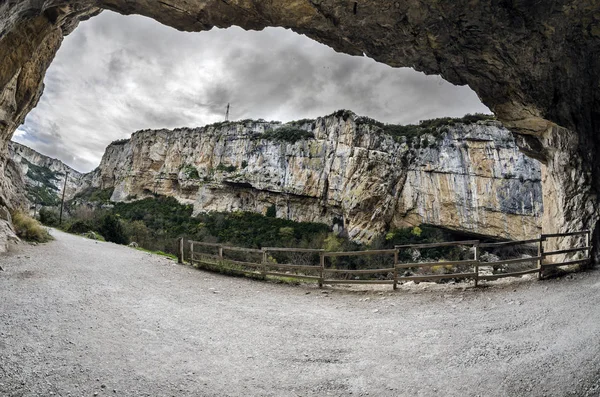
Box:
left=1, top=1, right=600, bottom=259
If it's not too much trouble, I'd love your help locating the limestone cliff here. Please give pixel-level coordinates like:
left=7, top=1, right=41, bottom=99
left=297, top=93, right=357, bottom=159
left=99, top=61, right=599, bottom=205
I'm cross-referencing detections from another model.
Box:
left=79, top=111, right=542, bottom=243
left=8, top=141, right=83, bottom=207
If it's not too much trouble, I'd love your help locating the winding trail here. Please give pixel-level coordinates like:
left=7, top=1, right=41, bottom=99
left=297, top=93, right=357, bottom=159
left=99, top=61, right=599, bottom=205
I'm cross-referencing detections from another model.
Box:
left=1, top=230, right=600, bottom=396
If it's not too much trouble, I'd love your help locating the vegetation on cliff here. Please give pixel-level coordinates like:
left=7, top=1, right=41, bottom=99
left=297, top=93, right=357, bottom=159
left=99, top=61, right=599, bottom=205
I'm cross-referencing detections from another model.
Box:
left=71, top=187, right=114, bottom=203
left=331, top=109, right=495, bottom=143
left=19, top=158, right=62, bottom=206
left=260, top=126, right=315, bottom=143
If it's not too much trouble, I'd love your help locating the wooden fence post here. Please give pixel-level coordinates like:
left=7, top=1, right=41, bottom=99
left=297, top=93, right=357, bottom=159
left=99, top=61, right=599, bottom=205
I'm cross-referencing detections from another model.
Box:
left=190, top=242, right=195, bottom=266
left=537, top=235, right=544, bottom=280
left=319, top=251, right=324, bottom=288
left=261, top=248, right=267, bottom=279
left=177, top=237, right=184, bottom=264
left=585, top=230, right=591, bottom=262
left=218, top=245, right=224, bottom=261
left=393, top=249, right=398, bottom=290
left=474, top=243, right=480, bottom=288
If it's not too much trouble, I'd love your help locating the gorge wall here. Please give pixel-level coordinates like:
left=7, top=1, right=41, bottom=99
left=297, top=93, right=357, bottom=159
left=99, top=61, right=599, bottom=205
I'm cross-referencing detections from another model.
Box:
left=8, top=141, right=83, bottom=205
left=74, top=111, right=542, bottom=243
left=1, top=1, right=599, bottom=257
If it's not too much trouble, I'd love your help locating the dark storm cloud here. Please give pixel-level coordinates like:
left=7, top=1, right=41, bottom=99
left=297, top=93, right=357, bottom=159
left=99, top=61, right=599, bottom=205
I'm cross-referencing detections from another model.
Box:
left=14, top=11, right=489, bottom=172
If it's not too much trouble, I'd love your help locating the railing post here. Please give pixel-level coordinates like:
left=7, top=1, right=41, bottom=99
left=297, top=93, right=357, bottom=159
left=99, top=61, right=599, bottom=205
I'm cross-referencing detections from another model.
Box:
left=177, top=237, right=184, bottom=264
left=474, top=242, right=480, bottom=288
left=218, top=245, right=224, bottom=261
left=393, top=249, right=398, bottom=290
left=319, top=251, right=324, bottom=288
left=585, top=230, right=591, bottom=263
left=261, top=248, right=267, bottom=279
left=537, top=234, right=544, bottom=280
left=190, top=241, right=195, bottom=266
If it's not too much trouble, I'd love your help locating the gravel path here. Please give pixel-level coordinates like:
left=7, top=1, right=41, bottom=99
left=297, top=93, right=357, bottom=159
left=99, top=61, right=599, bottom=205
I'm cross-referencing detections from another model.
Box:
left=1, top=229, right=600, bottom=396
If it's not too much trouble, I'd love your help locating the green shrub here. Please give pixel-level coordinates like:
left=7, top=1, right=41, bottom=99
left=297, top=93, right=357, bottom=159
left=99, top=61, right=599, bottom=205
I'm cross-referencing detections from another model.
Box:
left=260, top=127, right=315, bottom=143
left=72, top=195, right=330, bottom=253
left=11, top=211, right=53, bottom=243
left=289, top=118, right=315, bottom=126
left=265, top=205, right=276, bottom=218
left=123, top=220, right=151, bottom=247
left=99, top=214, right=129, bottom=245
left=183, top=165, right=200, bottom=179
left=216, top=163, right=237, bottom=173
left=39, top=207, right=60, bottom=226
left=72, top=187, right=114, bottom=203
left=67, top=220, right=97, bottom=234
left=353, top=111, right=495, bottom=145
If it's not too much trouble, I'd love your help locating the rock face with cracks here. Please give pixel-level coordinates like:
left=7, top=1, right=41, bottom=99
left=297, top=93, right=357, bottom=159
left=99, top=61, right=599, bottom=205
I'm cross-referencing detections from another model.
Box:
left=1, top=1, right=600, bottom=258
left=75, top=112, right=542, bottom=243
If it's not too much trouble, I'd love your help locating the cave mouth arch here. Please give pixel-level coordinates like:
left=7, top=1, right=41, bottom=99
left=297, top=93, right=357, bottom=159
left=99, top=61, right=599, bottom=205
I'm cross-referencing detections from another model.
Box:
left=1, top=1, right=600, bottom=261
left=14, top=10, right=490, bottom=173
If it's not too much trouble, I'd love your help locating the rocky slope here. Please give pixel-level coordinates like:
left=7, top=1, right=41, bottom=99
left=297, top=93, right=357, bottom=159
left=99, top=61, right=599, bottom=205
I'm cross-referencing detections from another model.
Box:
left=8, top=141, right=82, bottom=207
left=76, top=111, right=542, bottom=243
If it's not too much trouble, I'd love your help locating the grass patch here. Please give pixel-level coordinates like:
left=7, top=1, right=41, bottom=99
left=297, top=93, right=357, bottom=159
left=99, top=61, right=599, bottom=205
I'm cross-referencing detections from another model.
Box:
left=11, top=210, right=53, bottom=243
left=135, top=246, right=178, bottom=260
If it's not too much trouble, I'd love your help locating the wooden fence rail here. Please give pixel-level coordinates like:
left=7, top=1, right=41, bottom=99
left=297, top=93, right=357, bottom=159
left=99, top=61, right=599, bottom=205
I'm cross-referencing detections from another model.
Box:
left=181, top=229, right=592, bottom=289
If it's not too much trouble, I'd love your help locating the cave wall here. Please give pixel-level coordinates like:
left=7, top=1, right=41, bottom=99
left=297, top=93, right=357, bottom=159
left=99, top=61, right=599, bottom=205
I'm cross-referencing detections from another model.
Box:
left=1, top=1, right=600, bottom=258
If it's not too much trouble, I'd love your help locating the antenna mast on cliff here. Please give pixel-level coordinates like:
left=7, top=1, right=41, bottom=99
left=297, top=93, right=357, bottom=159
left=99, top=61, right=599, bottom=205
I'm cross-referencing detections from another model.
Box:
left=225, top=103, right=230, bottom=121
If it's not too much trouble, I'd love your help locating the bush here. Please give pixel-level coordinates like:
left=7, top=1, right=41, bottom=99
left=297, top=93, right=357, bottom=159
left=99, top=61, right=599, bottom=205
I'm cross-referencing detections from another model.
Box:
left=123, top=220, right=151, bottom=247
left=72, top=187, right=114, bottom=203
left=216, top=163, right=237, bottom=173
left=11, top=211, right=53, bottom=243
left=99, top=214, right=129, bottom=245
left=265, top=205, right=276, bottom=218
left=183, top=165, right=200, bottom=179
left=67, top=220, right=97, bottom=234
left=39, top=207, right=60, bottom=226
left=260, top=126, right=315, bottom=143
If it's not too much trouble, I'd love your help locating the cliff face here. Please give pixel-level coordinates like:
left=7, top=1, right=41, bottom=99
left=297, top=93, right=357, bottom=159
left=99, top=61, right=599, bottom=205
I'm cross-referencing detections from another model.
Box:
left=80, top=112, right=542, bottom=243
left=8, top=141, right=83, bottom=206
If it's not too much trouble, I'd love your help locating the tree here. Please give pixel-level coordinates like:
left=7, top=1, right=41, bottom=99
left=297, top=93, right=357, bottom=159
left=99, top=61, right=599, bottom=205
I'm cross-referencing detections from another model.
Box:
left=39, top=207, right=59, bottom=226
left=266, top=205, right=276, bottom=218
left=99, top=214, right=129, bottom=245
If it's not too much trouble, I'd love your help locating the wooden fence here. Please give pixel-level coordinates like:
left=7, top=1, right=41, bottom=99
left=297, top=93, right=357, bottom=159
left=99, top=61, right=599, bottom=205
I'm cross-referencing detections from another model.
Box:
left=182, top=230, right=591, bottom=289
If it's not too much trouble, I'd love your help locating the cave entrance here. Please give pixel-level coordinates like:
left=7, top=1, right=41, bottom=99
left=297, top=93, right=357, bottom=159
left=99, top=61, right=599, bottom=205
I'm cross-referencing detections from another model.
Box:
left=5, top=2, right=594, bottom=260
left=7, top=10, right=546, bottom=246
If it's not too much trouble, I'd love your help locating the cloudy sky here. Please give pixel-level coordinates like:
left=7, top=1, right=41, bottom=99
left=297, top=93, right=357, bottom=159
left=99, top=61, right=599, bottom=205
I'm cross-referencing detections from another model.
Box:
left=13, top=10, right=490, bottom=172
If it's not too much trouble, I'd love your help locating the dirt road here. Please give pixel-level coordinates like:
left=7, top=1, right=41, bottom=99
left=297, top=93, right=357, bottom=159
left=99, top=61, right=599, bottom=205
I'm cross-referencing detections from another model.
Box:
left=1, top=229, right=600, bottom=396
